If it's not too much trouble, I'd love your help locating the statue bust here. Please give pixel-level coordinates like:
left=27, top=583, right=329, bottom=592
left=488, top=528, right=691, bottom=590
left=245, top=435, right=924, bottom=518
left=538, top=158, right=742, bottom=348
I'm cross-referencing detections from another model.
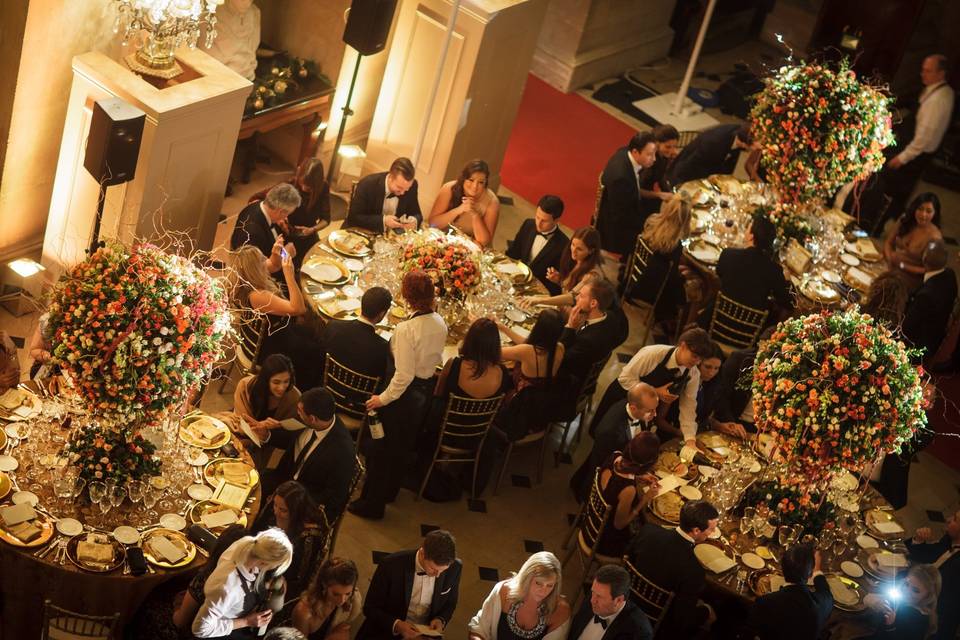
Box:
left=208, top=0, right=260, bottom=81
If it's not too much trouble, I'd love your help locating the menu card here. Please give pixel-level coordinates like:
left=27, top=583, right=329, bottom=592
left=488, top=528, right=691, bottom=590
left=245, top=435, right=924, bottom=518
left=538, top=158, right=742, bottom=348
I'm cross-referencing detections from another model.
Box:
left=876, top=553, right=909, bottom=568
left=149, top=535, right=186, bottom=563
left=201, top=509, right=239, bottom=529
left=783, top=239, right=813, bottom=275
left=1, top=503, right=36, bottom=526
left=874, top=521, right=904, bottom=534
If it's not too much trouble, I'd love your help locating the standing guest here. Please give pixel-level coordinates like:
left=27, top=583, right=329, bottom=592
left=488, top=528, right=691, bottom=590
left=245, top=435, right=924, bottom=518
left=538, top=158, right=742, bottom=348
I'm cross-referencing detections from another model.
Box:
left=667, top=123, right=754, bottom=186
left=192, top=528, right=293, bottom=638
left=883, top=192, right=944, bottom=288
left=902, top=240, right=957, bottom=361
left=568, top=565, right=653, bottom=640
left=350, top=271, right=447, bottom=520
left=468, top=551, right=571, bottom=640
left=596, top=131, right=659, bottom=257
left=625, top=500, right=720, bottom=638
left=504, top=195, right=570, bottom=295
left=0, top=331, right=21, bottom=394
left=522, top=227, right=605, bottom=310
left=231, top=183, right=301, bottom=272
left=882, top=54, right=955, bottom=228
left=642, top=124, right=681, bottom=198
left=906, top=512, right=960, bottom=640
left=428, top=159, right=501, bottom=247
left=292, top=558, right=363, bottom=640
left=356, top=530, right=462, bottom=640
left=319, top=286, right=393, bottom=388
left=860, top=564, right=941, bottom=640
left=741, top=543, right=832, bottom=640
left=233, top=354, right=301, bottom=461
left=345, top=157, right=422, bottom=234
left=862, top=271, right=910, bottom=328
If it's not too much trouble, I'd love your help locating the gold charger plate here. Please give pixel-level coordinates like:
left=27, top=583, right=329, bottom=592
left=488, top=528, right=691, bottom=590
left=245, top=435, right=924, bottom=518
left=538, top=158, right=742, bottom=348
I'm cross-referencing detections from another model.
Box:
left=142, top=528, right=197, bottom=569
left=860, top=547, right=905, bottom=580
left=188, top=500, right=247, bottom=533
left=650, top=492, right=683, bottom=524
left=686, top=238, right=722, bottom=265
left=826, top=574, right=866, bottom=611
left=493, top=257, right=533, bottom=284
left=203, top=458, right=260, bottom=489
left=315, top=297, right=361, bottom=321
left=864, top=508, right=904, bottom=541
left=0, top=472, right=10, bottom=500
left=0, top=392, right=41, bottom=422
left=328, top=229, right=372, bottom=257
left=66, top=535, right=125, bottom=573
left=0, top=514, right=55, bottom=548
left=749, top=570, right=785, bottom=597
left=302, top=256, right=350, bottom=286
left=179, top=414, right=231, bottom=450
left=800, top=278, right=840, bottom=304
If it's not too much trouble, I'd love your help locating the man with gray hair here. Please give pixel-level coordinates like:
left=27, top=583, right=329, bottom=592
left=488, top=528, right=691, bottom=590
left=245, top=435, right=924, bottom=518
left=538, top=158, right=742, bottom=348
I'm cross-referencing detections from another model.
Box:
left=230, top=182, right=302, bottom=273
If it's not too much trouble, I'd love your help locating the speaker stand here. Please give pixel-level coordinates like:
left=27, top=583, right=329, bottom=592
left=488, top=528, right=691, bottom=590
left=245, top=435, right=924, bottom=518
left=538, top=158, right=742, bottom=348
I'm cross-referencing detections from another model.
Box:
left=328, top=51, right=364, bottom=181
left=89, top=182, right=108, bottom=255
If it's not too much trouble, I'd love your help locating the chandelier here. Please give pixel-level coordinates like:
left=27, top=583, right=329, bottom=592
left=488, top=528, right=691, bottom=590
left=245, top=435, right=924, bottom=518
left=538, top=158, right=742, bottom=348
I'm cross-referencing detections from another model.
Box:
left=114, top=0, right=223, bottom=79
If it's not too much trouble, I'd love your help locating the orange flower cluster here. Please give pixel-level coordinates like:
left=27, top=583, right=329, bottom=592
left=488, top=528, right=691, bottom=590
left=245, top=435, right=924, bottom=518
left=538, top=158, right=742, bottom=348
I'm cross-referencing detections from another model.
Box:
left=401, top=239, right=480, bottom=301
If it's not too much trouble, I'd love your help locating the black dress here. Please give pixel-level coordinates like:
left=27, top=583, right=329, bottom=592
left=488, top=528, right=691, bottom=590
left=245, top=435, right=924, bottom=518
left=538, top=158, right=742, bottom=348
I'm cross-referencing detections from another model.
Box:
left=287, top=185, right=331, bottom=269
left=496, top=600, right=549, bottom=640
left=624, top=242, right=685, bottom=321
left=594, top=461, right=641, bottom=557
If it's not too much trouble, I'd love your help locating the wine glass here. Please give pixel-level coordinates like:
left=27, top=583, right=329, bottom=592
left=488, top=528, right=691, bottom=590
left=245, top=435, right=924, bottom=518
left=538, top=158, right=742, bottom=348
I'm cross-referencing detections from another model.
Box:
left=88, top=481, right=106, bottom=524
left=143, top=487, right=161, bottom=520
left=741, top=507, right=756, bottom=536
left=109, top=485, right=126, bottom=511
left=786, top=525, right=801, bottom=547
left=127, top=480, right=145, bottom=504
left=778, top=525, right=792, bottom=548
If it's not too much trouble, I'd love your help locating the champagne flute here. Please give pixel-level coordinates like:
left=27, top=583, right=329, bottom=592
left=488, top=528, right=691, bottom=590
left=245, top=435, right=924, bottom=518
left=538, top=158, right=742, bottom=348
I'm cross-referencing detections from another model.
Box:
left=143, top=487, right=160, bottom=520
left=88, top=481, right=106, bottom=525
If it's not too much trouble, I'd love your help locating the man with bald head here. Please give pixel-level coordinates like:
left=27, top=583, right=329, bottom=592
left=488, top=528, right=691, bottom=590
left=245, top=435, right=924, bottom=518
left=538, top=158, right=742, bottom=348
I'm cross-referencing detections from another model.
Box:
left=570, top=382, right=659, bottom=502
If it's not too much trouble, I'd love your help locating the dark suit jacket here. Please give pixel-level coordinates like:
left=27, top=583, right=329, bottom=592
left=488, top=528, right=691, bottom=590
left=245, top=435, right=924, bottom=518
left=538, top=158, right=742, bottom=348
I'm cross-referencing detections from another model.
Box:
left=345, top=171, right=423, bottom=233
left=667, top=123, right=743, bottom=186
left=742, top=575, right=833, bottom=640
left=715, top=246, right=792, bottom=311
left=505, top=218, right=569, bottom=295
left=906, top=535, right=960, bottom=640
left=627, top=524, right=707, bottom=638
left=902, top=268, right=958, bottom=360
left=712, top=347, right=757, bottom=424
left=569, top=598, right=653, bottom=640
left=321, top=318, right=393, bottom=388
left=356, top=549, right=462, bottom=639
left=596, top=147, right=645, bottom=256
left=557, top=313, right=627, bottom=411
left=230, top=201, right=278, bottom=258
left=572, top=399, right=637, bottom=501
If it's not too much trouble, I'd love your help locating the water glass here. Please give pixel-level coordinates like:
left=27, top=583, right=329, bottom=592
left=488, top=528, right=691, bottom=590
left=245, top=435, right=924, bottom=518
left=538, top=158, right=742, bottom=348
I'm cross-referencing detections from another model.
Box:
left=88, top=481, right=106, bottom=506
left=127, top=480, right=145, bottom=504
left=109, top=485, right=126, bottom=509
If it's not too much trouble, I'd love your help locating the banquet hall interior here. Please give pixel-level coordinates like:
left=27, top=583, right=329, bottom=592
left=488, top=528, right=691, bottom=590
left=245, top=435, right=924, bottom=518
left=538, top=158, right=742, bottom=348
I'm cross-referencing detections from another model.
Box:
left=2, top=1, right=960, bottom=639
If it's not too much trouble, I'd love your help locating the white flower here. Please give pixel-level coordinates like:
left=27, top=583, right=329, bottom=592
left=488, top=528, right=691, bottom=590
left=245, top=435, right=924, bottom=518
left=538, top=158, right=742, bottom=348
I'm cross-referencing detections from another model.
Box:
left=153, top=337, right=162, bottom=346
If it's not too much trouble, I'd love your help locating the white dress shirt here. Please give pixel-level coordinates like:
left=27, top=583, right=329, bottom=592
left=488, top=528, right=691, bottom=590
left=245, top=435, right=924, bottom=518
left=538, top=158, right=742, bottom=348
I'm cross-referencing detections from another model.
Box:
left=406, top=551, right=436, bottom=625
left=618, top=344, right=701, bottom=441
left=530, top=225, right=558, bottom=262
left=379, top=312, right=447, bottom=405
left=382, top=175, right=399, bottom=219
left=261, top=203, right=279, bottom=240
left=627, top=148, right=642, bottom=192
left=192, top=542, right=260, bottom=637
left=206, top=2, right=260, bottom=81
left=897, top=82, right=955, bottom=164
left=626, top=403, right=647, bottom=438
left=292, top=422, right=333, bottom=480
left=577, top=603, right=625, bottom=640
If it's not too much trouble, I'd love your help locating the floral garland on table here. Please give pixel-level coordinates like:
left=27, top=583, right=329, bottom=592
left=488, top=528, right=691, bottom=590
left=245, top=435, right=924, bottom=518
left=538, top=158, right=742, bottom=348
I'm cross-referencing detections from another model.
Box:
left=742, top=480, right=836, bottom=536
left=751, top=59, right=894, bottom=205
left=752, top=202, right=814, bottom=245
left=65, top=423, right=161, bottom=485
left=46, top=242, right=231, bottom=427
left=400, top=235, right=480, bottom=301
left=751, top=309, right=926, bottom=479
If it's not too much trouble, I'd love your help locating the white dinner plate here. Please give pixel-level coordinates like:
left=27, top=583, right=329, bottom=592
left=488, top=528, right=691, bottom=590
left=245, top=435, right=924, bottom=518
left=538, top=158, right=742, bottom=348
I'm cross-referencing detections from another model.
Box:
left=856, top=534, right=879, bottom=549
left=742, top=552, right=765, bottom=570
left=186, top=451, right=210, bottom=467
left=698, top=465, right=719, bottom=478
left=841, top=561, right=864, bottom=578
left=11, top=491, right=38, bottom=506
left=344, top=259, right=364, bottom=272
left=840, top=253, right=860, bottom=267
left=679, top=485, right=702, bottom=500
left=342, top=284, right=364, bottom=298
left=821, top=270, right=841, bottom=283
left=505, top=308, right=526, bottom=323
left=159, top=513, right=187, bottom=531
left=56, top=518, right=83, bottom=537
left=113, top=526, right=141, bottom=545
left=187, top=484, right=214, bottom=501
left=0, top=456, right=18, bottom=472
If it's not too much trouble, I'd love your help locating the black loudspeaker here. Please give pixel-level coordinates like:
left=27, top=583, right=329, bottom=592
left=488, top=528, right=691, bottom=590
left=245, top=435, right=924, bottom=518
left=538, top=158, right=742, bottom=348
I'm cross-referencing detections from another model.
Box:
left=343, top=0, right=398, bottom=55
left=83, top=98, right=146, bottom=187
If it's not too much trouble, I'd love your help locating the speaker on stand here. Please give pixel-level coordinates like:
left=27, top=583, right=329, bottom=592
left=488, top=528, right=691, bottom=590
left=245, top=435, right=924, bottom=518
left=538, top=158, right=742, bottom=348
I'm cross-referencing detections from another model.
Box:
left=83, top=97, right=146, bottom=255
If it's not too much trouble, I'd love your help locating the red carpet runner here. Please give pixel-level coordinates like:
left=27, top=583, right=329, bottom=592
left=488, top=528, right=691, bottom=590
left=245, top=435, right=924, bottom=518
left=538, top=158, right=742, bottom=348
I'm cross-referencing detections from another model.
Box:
left=501, top=74, right=638, bottom=229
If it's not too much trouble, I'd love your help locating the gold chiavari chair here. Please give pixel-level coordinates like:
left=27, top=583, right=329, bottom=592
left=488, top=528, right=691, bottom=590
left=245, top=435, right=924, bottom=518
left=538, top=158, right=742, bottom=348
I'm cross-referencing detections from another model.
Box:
left=624, top=558, right=675, bottom=636
left=621, top=235, right=676, bottom=347
left=218, top=309, right=266, bottom=393
left=41, top=600, right=120, bottom=640
left=326, top=455, right=364, bottom=559
left=553, top=357, right=607, bottom=466
left=562, top=469, right=619, bottom=601
left=323, top=354, right=381, bottom=451
left=707, top=292, right=769, bottom=355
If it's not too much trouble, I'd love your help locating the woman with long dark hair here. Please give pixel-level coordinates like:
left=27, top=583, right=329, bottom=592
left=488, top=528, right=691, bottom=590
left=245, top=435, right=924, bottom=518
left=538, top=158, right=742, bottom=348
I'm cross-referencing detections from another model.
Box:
left=428, top=159, right=501, bottom=247
left=883, top=192, right=943, bottom=287
left=522, top=227, right=605, bottom=310
left=292, top=558, right=362, bottom=639
left=234, top=354, right=301, bottom=439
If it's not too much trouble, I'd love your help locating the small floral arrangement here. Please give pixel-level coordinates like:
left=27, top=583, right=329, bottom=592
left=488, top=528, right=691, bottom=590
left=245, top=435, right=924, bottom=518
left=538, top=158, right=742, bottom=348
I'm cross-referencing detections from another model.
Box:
left=247, top=54, right=330, bottom=113
left=751, top=59, right=894, bottom=204
left=743, top=480, right=836, bottom=536
left=400, top=236, right=480, bottom=300
left=752, top=202, right=814, bottom=244
left=65, top=423, right=161, bottom=485
left=752, top=309, right=927, bottom=476
left=46, top=242, right=231, bottom=426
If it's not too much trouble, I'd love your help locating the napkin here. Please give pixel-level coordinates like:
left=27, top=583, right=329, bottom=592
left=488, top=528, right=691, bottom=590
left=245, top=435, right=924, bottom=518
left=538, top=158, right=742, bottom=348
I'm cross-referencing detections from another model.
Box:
left=78, top=540, right=114, bottom=563
left=221, top=462, right=251, bottom=485
left=873, top=521, right=904, bottom=534
left=1, top=503, right=36, bottom=526
left=12, top=404, right=34, bottom=418
left=149, top=535, right=186, bottom=564
left=654, top=475, right=688, bottom=498
left=7, top=521, right=41, bottom=543
left=496, top=262, right=521, bottom=274
left=0, top=389, right=24, bottom=410
left=201, top=509, right=238, bottom=529
left=876, top=553, right=909, bottom=568
left=694, top=544, right=736, bottom=573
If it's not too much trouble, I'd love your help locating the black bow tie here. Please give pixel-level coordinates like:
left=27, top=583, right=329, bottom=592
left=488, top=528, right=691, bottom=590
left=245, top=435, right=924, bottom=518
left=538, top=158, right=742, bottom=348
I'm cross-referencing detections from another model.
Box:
left=536, top=231, right=555, bottom=240
left=386, top=193, right=398, bottom=199
left=593, top=615, right=608, bottom=629
left=416, top=571, right=428, bottom=576
left=629, top=419, right=644, bottom=428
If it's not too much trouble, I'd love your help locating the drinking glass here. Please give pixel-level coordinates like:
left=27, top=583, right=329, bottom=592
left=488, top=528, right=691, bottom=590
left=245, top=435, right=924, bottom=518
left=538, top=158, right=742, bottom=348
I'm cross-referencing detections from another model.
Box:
left=739, top=515, right=753, bottom=537
left=143, top=487, right=160, bottom=519
left=88, top=481, right=106, bottom=525
left=127, top=480, right=145, bottom=504
left=54, top=475, right=76, bottom=509
left=778, top=525, right=791, bottom=548
left=786, top=525, right=801, bottom=547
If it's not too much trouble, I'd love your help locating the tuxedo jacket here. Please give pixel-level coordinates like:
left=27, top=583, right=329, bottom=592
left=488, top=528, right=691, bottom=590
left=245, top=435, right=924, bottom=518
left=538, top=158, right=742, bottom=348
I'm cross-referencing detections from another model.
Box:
left=715, top=246, right=792, bottom=311
left=906, top=535, right=960, bottom=640
left=596, top=147, right=645, bottom=256
left=569, top=598, right=653, bottom=640
left=356, top=549, right=462, bottom=639
left=230, top=201, right=278, bottom=258
left=345, top=171, right=423, bottom=233
left=572, top=399, right=635, bottom=501
left=902, top=268, right=958, bottom=360
left=742, top=575, right=833, bottom=640
left=505, top=218, right=569, bottom=295
left=667, top=123, right=743, bottom=186
left=321, top=318, right=394, bottom=387
left=557, top=313, right=627, bottom=416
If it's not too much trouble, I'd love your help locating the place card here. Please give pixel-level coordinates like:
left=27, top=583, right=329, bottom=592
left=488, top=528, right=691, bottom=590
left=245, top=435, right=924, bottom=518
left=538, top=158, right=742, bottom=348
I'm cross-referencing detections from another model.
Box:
left=212, top=480, right=251, bottom=511
left=280, top=418, right=307, bottom=431
left=874, top=521, right=904, bottom=534
left=876, top=553, right=909, bottom=568
left=201, top=509, right=239, bottom=529
left=12, top=404, right=33, bottom=418
left=0, top=503, right=36, bottom=526
left=150, top=535, right=186, bottom=564
left=783, top=239, right=813, bottom=275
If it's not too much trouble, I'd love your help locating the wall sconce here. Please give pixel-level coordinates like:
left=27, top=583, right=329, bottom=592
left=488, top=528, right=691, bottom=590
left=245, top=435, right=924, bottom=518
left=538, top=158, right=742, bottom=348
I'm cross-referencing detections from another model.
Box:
left=0, top=259, right=45, bottom=317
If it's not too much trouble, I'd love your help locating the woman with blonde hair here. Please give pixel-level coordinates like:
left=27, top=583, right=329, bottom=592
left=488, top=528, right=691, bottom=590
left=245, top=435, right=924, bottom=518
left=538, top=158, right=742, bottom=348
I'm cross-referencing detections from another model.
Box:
left=861, top=563, right=941, bottom=640
left=468, top=551, right=571, bottom=640
left=192, top=528, right=294, bottom=638
left=292, top=557, right=362, bottom=639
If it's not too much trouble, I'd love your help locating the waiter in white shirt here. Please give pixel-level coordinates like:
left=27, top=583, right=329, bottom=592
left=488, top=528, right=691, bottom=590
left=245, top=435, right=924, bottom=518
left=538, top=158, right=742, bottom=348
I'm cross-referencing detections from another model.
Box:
left=349, top=270, right=448, bottom=520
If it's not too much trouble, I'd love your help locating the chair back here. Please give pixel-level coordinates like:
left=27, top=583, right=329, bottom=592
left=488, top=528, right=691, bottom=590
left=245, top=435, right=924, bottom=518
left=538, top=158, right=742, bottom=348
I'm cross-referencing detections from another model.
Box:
left=327, top=455, right=364, bottom=558
left=42, top=600, right=119, bottom=640
left=323, top=354, right=381, bottom=422
left=234, top=309, right=266, bottom=372
left=576, top=357, right=608, bottom=415
left=578, top=469, right=615, bottom=552
left=624, top=236, right=674, bottom=306
left=624, top=559, right=675, bottom=634
left=436, top=393, right=505, bottom=456
left=591, top=171, right=605, bottom=227
left=677, top=130, right=699, bottom=152
left=708, top=292, right=768, bottom=351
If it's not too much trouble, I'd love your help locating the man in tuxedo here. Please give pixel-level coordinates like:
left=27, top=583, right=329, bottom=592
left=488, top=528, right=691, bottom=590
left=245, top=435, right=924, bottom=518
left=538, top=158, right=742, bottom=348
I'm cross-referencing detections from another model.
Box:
left=902, top=240, right=957, bottom=363
left=357, top=529, right=462, bottom=640
left=505, top=194, right=569, bottom=295
left=626, top=500, right=719, bottom=638
left=570, top=565, right=653, bottom=640
left=570, top=382, right=659, bottom=502
left=741, top=543, right=832, bottom=640
left=667, top=123, right=753, bottom=186
left=345, top=157, right=423, bottom=234
left=596, top=131, right=658, bottom=257
left=259, top=388, right=356, bottom=522
left=320, top=286, right=394, bottom=385
left=907, top=511, right=960, bottom=640
left=230, top=182, right=301, bottom=273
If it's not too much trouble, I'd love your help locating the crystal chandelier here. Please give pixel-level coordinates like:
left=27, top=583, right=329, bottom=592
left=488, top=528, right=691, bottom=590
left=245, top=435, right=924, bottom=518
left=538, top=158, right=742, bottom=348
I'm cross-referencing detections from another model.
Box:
left=114, top=0, right=223, bottom=79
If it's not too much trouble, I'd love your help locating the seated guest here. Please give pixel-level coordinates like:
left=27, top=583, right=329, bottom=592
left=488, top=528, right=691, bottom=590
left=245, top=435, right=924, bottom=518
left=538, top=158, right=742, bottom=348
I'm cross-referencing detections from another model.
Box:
left=522, top=227, right=605, bottom=310
left=906, top=513, right=960, bottom=640
left=286, top=158, right=332, bottom=266
left=504, top=195, right=569, bottom=295
left=709, top=327, right=775, bottom=439
left=626, top=500, right=719, bottom=638
left=292, top=557, right=363, bottom=640
left=667, top=123, right=754, bottom=186
left=233, top=354, right=301, bottom=460
left=428, top=159, right=501, bottom=247
left=569, top=565, right=653, bottom=640
left=741, top=543, right=832, bottom=640
left=192, top=528, right=293, bottom=638
left=860, top=564, right=941, bottom=640
left=260, top=388, right=356, bottom=522
left=351, top=271, right=447, bottom=520
left=345, top=157, right=422, bottom=234
left=902, top=240, right=957, bottom=362
left=643, top=124, right=681, bottom=198
left=862, top=271, right=910, bottom=328
left=231, top=183, right=301, bottom=272
left=594, top=432, right=661, bottom=558
left=319, top=286, right=393, bottom=388
left=694, top=343, right=724, bottom=430
left=0, top=330, right=20, bottom=393
left=468, top=551, right=571, bottom=640
left=596, top=131, right=659, bottom=257
left=28, top=314, right=56, bottom=379
left=883, top=192, right=944, bottom=288
left=357, top=530, right=461, bottom=639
